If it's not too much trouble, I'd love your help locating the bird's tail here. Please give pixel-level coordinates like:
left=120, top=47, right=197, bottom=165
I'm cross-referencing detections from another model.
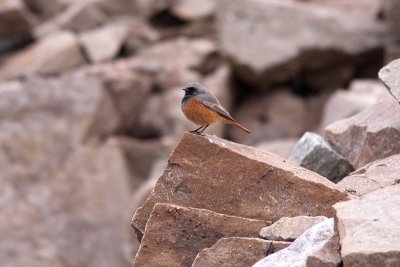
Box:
left=225, top=119, right=251, bottom=134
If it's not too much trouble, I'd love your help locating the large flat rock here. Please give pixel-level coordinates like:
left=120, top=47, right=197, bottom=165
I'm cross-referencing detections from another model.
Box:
left=132, top=203, right=270, bottom=267
left=192, top=237, right=290, bottom=267
left=132, top=133, right=349, bottom=235
left=325, top=101, right=400, bottom=169
left=334, top=185, right=400, bottom=267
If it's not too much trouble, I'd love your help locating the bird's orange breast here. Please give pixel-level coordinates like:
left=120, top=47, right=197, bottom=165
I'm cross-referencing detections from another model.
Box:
left=182, top=96, right=223, bottom=125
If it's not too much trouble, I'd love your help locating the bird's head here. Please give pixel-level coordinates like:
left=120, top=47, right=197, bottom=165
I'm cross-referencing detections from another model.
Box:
left=182, top=82, right=204, bottom=97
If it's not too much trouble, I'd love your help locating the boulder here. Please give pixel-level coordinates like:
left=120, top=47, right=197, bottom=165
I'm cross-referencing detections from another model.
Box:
left=288, top=132, right=353, bottom=182
left=378, top=58, right=400, bottom=103
left=260, top=216, right=328, bottom=242
left=255, top=138, right=297, bottom=159
left=230, top=89, right=323, bottom=145
left=133, top=203, right=270, bottom=267
left=0, top=30, right=86, bottom=80
left=324, top=101, right=400, bottom=169
left=334, top=185, right=400, bottom=267
left=132, top=133, right=349, bottom=236
left=254, top=218, right=335, bottom=267
left=192, top=237, right=291, bottom=267
left=217, top=0, right=383, bottom=86
left=338, top=154, right=400, bottom=196
left=79, top=19, right=131, bottom=63
left=320, top=79, right=389, bottom=128
left=306, top=233, right=341, bottom=267
left=0, top=76, right=132, bottom=266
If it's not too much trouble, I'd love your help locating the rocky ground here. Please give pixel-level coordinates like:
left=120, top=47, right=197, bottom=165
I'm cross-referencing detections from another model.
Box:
left=1, top=0, right=400, bottom=266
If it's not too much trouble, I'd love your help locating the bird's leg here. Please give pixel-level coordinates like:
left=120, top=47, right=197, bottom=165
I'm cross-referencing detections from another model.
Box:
left=190, top=125, right=205, bottom=134
left=199, top=124, right=209, bottom=134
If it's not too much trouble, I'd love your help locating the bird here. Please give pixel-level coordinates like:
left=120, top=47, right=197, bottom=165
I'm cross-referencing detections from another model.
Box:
left=181, top=82, right=251, bottom=134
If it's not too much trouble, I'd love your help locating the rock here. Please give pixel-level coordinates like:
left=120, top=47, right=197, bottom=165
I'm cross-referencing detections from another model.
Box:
left=255, top=138, right=297, bottom=159
left=132, top=133, right=349, bottom=235
left=170, top=0, right=216, bottom=21
left=302, top=0, right=382, bottom=18
left=254, top=218, right=335, bottom=267
left=79, top=58, right=153, bottom=135
left=192, top=237, right=291, bottom=267
left=123, top=18, right=160, bottom=55
left=23, top=0, right=64, bottom=19
left=383, top=0, right=400, bottom=41
left=133, top=203, right=270, bottom=267
left=320, top=79, right=389, bottom=128
left=338, top=154, right=400, bottom=196
left=116, top=136, right=174, bottom=190
left=79, top=19, right=131, bottom=63
left=378, top=58, right=400, bottom=103
left=0, top=30, right=86, bottom=80
left=0, top=76, right=132, bottom=266
left=0, top=0, right=34, bottom=37
left=260, top=216, right=328, bottom=242
left=324, top=101, right=400, bottom=169
left=334, top=185, right=400, bottom=267
left=217, top=0, right=383, bottom=86
left=306, top=233, right=341, bottom=267
left=384, top=41, right=400, bottom=64
left=288, top=132, right=353, bottom=183
left=35, top=0, right=108, bottom=36
left=230, top=89, right=323, bottom=145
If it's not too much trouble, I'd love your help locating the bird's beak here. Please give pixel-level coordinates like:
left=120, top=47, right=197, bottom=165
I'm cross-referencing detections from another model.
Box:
left=182, top=88, right=187, bottom=92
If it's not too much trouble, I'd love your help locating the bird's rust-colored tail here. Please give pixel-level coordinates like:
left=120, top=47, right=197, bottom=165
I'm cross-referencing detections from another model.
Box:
left=225, top=119, right=251, bottom=134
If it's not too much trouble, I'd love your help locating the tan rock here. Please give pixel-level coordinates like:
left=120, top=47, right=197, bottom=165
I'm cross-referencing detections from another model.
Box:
left=170, top=0, right=216, bottom=21
left=260, top=216, right=328, bottom=241
left=133, top=203, right=270, bottom=267
left=338, top=154, right=400, bottom=196
left=79, top=19, right=131, bottom=63
left=325, top=101, right=400, bottom=169
left=132, top=133, right=349, bottom=236
left=192, top=237, right=291, bottom=267
left=334, top=185, right=400, bottom=267
left=0, top=30, right=86, bottom=80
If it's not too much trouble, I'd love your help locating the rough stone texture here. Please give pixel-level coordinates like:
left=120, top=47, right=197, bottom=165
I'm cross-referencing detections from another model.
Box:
left=324, top=100, right=400, bottom=169
left=133, top=203, right=270, bottom=267
left=79, top=19, right=131, bottom=63
left=338, top=154, right=400, bottom=196
left=192, top=237, right=291, bottom=267
left=334, top=185, right=400, bottom=267
left=0, top=76, right=131, bottom=266
left=306, top=233, right=341, bottom=267
left=0, top=30, right=86, bottom=80
left=132, top=133, right=349, bottom=235
left=289, top=132, right=353, bottom=183
left=260, top=216, right=328, bottom=242
left=320, top=79, right=390, bottom=128
left=230, top=89, right=323, bottom=145
left=170, top=0, right=216, bottom=21
left=217, top=0, right=383, bottom=86
left=379, top=58, right=400, bottom=103
left=254, top=218, right=335, bottom=267
left=255, top=138, right=297, bottom=159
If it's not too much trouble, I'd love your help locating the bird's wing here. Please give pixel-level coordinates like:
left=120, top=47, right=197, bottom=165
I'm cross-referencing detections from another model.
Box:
left=200, top=100, right=235, bottom=121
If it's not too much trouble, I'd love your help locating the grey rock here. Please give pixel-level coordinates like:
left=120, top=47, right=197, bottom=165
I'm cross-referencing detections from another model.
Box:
left=289, top=132, right=353, bottom=183
left=338, top=154, right=400, bottom=196
left=379, top=58, right=400, bottom=103
left=253, top=218, right=334, bottom=267
left=325, top=101, right=400, bottom=169
left=217, top=0, right=383, bottom=86
left=306, top=233, right=341, bottom=267
left=192, top=238, right=291, bottom=267
left=334, top=185, right=400, bottom=267
left=260, top=216, right=328, bottom=242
